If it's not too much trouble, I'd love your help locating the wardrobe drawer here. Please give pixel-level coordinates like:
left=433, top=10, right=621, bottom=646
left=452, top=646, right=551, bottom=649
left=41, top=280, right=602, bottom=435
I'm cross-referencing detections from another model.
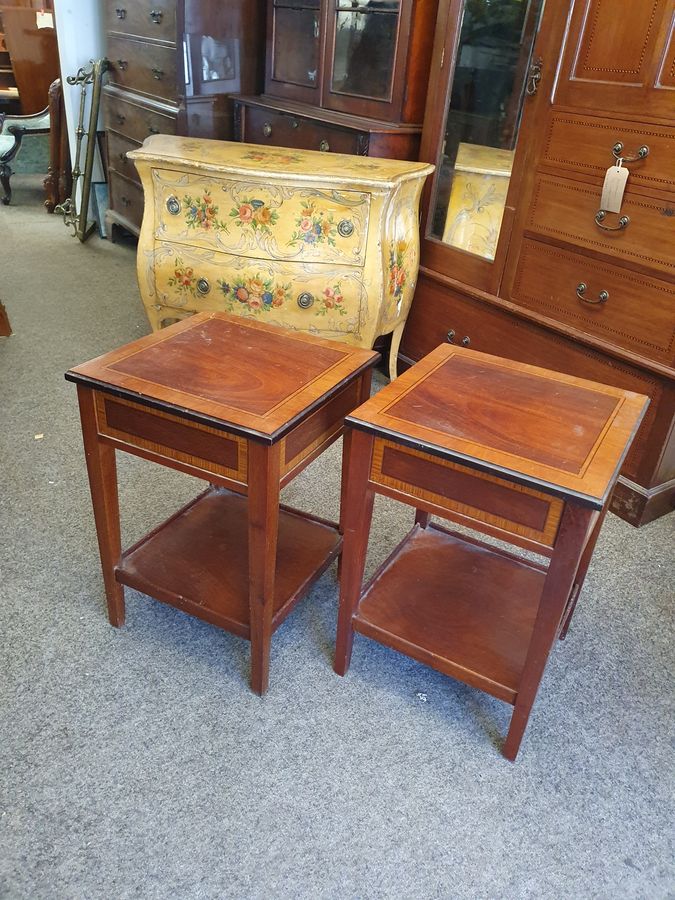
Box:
left=108, top=35, right=176, bottom=102
left=104, top=88, right=177, bottom=143
left=105, top=1, right=176, bottom=44
left=511, top=239, right=675, bottom=366
left=107, top=131, right=141, bottom=184
left=109, top=170, right=144, bottom=230
left=148, top=241, right=367, bottom=339
left=527, top=175, right=675, bottom=279
left=152, top=170, right=370, bottom=266
left=542, top=112, right=675, bottom=194
left=241, top=105, right=363, bottom=156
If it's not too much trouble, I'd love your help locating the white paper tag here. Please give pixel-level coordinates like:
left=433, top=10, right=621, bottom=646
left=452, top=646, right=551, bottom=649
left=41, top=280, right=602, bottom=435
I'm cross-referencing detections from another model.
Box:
left=36, top=11, right=54, bottom=29
left=600, top=162, right=629, bottom=214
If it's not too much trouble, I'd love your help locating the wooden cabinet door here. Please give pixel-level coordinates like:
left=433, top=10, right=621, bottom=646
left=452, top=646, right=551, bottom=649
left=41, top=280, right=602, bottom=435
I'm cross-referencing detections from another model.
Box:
left=554, top=0, right=675, bottom=120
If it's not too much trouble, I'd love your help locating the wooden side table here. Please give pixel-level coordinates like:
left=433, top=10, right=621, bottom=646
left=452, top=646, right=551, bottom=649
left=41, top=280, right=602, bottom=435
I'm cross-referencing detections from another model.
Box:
left=334, top=345, right=648, bottom=759
left=66, top=312, right=378, bottom=694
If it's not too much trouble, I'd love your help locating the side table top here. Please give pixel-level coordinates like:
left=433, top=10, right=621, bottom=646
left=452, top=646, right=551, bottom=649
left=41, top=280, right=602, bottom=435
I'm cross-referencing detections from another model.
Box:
left=66, top=312, right=379, bottom=443
left=347, top=345, right=649, bottom=507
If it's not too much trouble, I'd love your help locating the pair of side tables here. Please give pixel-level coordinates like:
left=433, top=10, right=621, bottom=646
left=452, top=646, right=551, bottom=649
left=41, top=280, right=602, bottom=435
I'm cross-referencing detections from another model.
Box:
left=66, top=312, right=648, bottom=760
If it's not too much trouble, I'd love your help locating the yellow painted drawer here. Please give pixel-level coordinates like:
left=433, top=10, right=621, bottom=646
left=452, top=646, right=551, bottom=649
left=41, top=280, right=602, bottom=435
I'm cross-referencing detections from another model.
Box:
left=148, top=242, right=368, bottom=338
left=151, top=170, right=371, bottom=266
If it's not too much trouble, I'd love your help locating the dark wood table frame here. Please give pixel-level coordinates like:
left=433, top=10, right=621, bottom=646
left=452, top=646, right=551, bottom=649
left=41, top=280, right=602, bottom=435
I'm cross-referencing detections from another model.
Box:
left=334, top=345, right=648, bottom=760
left=67, top=312, right=378, bottom=695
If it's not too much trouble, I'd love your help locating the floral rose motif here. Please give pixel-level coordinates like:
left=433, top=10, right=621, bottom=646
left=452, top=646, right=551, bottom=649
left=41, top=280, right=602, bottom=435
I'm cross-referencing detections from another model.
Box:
left=315, top=282, right=347, bottom=317
left=219, top=274, right=291, bottom=314
left=289, top=202, right=338, bottom=248
left=182, top=191, right=228, bottom=231
left=388, top=240, right=409, bottom=300
left=167, top=258, right=197, bottom=297
left=229, top=197, right=279, bottom=234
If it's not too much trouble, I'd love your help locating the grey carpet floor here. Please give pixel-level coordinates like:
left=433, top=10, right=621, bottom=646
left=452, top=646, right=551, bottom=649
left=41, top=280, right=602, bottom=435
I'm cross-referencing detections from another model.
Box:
left=1, top=175, right=674, bottom=900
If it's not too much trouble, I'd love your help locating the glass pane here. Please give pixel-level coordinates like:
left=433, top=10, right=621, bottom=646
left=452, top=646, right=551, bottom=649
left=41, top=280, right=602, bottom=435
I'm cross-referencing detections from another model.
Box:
left=183, top=34, right=241, bottom=97
left=272, top=8, right=320, bottom=87
left=331, top=2, right=400, bottom=100
left=430, top=0, right=544, bottom=261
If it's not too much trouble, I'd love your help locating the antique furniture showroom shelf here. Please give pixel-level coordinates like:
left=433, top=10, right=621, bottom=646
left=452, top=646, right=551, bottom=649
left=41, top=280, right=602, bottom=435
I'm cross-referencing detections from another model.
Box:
left=234, top=0, right=439, bottom=160
left=335, top=344, right=648, bottom=760
left=400, top=0, right=675, bottom=526
left=128, top=133, right=433, bottom=379
left=66, top=311, right=378, bottom=695
left=103, top=0, right=264, bottom=237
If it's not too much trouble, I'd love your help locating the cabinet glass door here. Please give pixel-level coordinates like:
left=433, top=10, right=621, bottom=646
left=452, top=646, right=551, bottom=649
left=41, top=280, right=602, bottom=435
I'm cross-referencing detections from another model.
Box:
left=271, top=0, right=321, bottom=89
left=428, top=0, right=544, bottom=263
left=331, top=0, right=400, bottom=101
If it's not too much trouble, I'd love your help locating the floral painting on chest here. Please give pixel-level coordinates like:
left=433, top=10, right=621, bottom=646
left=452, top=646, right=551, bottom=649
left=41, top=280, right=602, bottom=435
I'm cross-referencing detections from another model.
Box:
left=152, top=170, right=371, bottom=265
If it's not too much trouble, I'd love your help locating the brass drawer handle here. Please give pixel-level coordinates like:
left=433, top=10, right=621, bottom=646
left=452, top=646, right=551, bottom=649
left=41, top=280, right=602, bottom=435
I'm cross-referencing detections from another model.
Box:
left=262, top=122, right=272, bottom=138
left=166, top=195, right=181, bottom=215
left=319, top=139, right=330, bottom=152
left=525, top=56, right=543, bottom=96
left=595, top=210, right=630, bottom=231
left=337, top=219, right=354, bottom=238
left=118, top=152, right=127, bottom=163
left=290, top=118, right=299, bottom=129
left=196, top=278, right=210, bottom=295
left=576, top=283, right=609, bottom=305
left=446, top=329, right=470, bottom=347
left=115, top=113, right=126, bottom=125
left=120, top=195, right=131, bottom=207
left=612, top=142, right=649, bottom=163
left=297, top=292, right=315, bottom=309
left=115, top=7, right=126, bottom=19
left=116, top=59, right=128, bottom=71
left=148, top=126, right=160, bottom=135
left=149, top=9, right=163, bottom=24
left=151, top=67, right=164, bottom=80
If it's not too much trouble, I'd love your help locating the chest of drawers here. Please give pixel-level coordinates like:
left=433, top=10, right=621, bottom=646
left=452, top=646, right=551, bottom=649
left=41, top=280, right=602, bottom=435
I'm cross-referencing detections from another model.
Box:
left=128, top=135, right=433, bottom=377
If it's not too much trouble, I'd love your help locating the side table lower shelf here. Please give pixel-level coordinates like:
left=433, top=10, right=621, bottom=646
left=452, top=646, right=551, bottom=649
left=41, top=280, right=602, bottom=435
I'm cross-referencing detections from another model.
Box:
left=354, top=523, right=547, bottom=704
left=115, top=487, right=342, bottom=638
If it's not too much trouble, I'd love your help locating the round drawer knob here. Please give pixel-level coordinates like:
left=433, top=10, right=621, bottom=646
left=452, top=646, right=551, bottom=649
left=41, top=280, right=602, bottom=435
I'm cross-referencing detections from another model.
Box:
left=318, top=139, right=330, bottom=152
left=446, top=330, right=455, bottom=343
left=461, top=336, right=471, bottom=347
left=337, top=219, right=354, bottom=238
left=262, top=122, right=272, bottom=138
left=197, top=278, right=210, bottom=295
left=297, top=292, right=315, bottom=309
left=166, top=196, right=181, bottom=215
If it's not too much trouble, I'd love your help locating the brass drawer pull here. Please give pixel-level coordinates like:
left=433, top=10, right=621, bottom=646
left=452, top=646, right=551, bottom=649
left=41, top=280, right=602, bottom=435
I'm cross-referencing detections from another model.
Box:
left=118, top=152, right=127, bottom=163
left=576, top=283, right=609, bottom=305
left=196, top=278, right=210, bottom=295
left=120, top=196, right=131, bottom=207
left=297, top=292, right=315, bottom=309
left=116, top=59, right=128, bottom=71
left=595, top=210, right=630, bottom=231
left=115, top=7, right=126, bottom=19
left=337, top=219, right=354, bottom=237
left=151, top=67, right=164, bottom=80
left=525, top=56, right=543, bottom=96
left=446, top=329, right=470, bottom=347
left=262, top=122, right=272, bottom=138
left=148, top=126, right=160, bottom=135
left=149, top=9, right=163, bottom=24
left=115, top=113, right=126, bottom=125
left=612, top=142, right=649, bottom=163
left=290, top=119, right=299, bottom=129
left=166, top=195, right=181, bottom=215
left=319, top=139, right=330, bottom=152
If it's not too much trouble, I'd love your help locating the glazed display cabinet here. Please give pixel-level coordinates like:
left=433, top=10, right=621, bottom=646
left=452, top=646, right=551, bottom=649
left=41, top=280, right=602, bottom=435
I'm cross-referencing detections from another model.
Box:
left=234, top=0, right=439, bottom=159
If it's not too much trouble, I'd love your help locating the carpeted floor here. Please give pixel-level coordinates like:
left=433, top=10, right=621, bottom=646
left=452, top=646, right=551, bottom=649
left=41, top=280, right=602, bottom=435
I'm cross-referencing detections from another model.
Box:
left=1, top=175, right=674, bottom=900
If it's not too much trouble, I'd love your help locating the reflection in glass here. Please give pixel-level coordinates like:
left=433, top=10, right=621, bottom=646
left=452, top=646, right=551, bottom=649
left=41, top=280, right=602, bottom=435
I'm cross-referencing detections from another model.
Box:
left=332, top=1, right=400, bottom=100
left=430, top=0, right=544, bottom=260
left=183, top=34, right=240, bottom=95
left=272, top=5, right=320, bottom=87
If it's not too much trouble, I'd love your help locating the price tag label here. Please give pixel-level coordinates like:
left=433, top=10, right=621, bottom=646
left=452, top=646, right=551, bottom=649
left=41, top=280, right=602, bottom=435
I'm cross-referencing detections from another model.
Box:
left=600, top=161, right=629, bottom=214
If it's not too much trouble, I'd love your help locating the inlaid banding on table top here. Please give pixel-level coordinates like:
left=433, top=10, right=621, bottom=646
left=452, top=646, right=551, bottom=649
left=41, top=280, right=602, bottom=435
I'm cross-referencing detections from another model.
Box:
left=67, top=313, right=379, bottom=441
left=96, top=394, right=248, bottom=483
left=108, top=317, right=346, bottom=415
left=382, top=354, right=622, bottom=475
left=371, top=440, right=563, bottom=547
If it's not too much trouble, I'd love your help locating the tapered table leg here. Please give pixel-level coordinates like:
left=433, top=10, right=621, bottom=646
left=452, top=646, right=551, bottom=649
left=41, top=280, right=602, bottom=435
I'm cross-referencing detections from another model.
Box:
left=503, top=503, right=594, bottom=761
left=247, top=441, right=281, bottom=695
left=335, top=428, right=375, bottom=676
left=76, top=385, right=125, bottom=626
